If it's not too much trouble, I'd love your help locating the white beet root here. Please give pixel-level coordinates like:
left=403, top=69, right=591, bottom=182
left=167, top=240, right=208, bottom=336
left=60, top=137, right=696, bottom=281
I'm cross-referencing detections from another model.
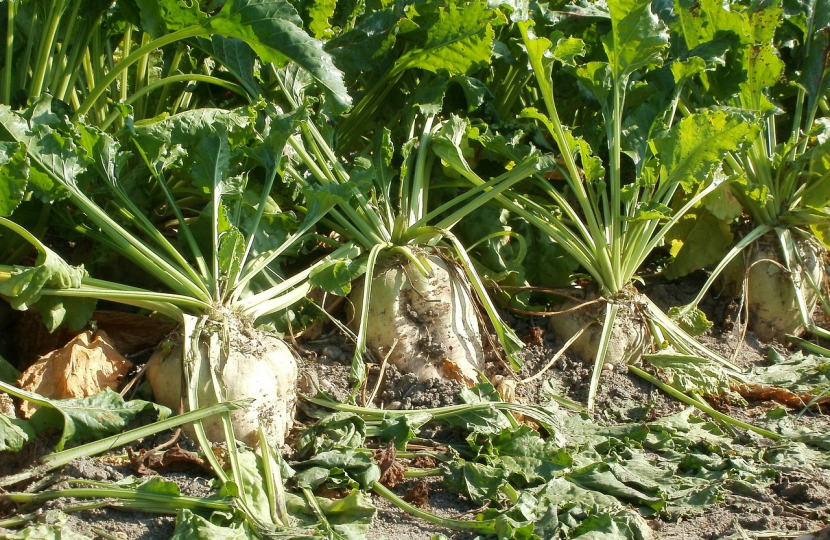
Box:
left=548, top=290, right=648, bottom=367
left=725, top=235, right=826, bottom=342
left=348, top=254, right=484, bottom=385
left=145, top=324, right=298, bottom=448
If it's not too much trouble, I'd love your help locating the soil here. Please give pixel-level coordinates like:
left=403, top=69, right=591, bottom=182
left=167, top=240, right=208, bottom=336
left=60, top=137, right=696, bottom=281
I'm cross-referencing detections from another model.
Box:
left=1, top=276, right=829, bottom=540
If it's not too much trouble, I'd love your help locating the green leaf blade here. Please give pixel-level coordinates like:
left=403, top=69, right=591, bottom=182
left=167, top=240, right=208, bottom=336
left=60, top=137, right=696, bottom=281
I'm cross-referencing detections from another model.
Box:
left=209, top=0, right=351, bottom=111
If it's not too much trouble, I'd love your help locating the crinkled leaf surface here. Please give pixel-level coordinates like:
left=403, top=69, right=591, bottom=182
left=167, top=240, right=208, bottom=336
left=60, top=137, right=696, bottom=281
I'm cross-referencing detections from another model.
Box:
left=663, top=208, right=733, bottom=280
left=292, top=449, right=380, bottom=490
left=652, top=110, right=757, bottom=193
left=749, top=352, right=830, bottom=394
left=645, top=352, right=732, bottom=395
left=399, top=0, right=496, bottom=75
left=6, top=510, right=94, bottom=540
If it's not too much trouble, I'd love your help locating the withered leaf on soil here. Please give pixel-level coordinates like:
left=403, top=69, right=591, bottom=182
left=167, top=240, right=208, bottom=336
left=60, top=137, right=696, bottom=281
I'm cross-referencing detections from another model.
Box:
left=17, top=330, right=132, bottom=418
left=403, top=480, right=430, bottom=508
left=128, top=445, right=211, bottom=476
left=375, top=442, right=406, bottom=488
left=732, top=383, right=829, bottom=413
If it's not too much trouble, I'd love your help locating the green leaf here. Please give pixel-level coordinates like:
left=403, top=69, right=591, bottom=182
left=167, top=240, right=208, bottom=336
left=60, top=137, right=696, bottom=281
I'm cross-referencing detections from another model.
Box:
left=314, top=490, right=376, bottom=539
left=667, top=305, right=714, bottom=336
left=309, top=259, right=356, bottom=296
left=218, top=227, right=245, bottom=286
left=219, top=451, right=272, bottom=524
left=0, top=100, right=85, bottom=199
left=740, top=45, right=784, bottom=113
left=399, top=0, right=496, bottom=75
left=0, top=355, right=21, bottom=384
left=749, top=352, right=830, bottom=394
left=566, top=461, right=665, bottom=510
left=192, top=134, right=232, bottom=194
left=629, top=201, right=671, bottom=222
left=574, top=62, right=613, bottom=107
left=135, top=0, right=206, bottom=37
left=703, top=184, right=743, bottom=221
left=136, top=476, right=183, bottom=496
left=0, top=143, right=28, bottom=217
left=0, top=414, right=35, bottom=452
left=444, top=383, right=513, bottom=435
left=293, top=449, right=380, bottom=490
left=0, top=245, right=87, bottom=311
left=208, top=0, right=351, bottom=111
left=28, top=388, right=169, bottom=451
left=379, top=412, right=432, bottom=450
left=671, top=56, right=707, bottom=86
left=326, top=10, right=401, bottom=82
left=442, top=460, right=509, bottom=503
left=132, top=107, right=254, bottom=169
left=308, top=0, right=337, bottom=39
left=473, top=425, right=573, bottom=485
left=34, top=295, right=97, bottom=333
left=551, top=32, right=586, bottom=67
left=7, top=511, right=95, bottom=540
left=602, top=0, right=669, bottom=81
left=294, top=411, right=367, bottom=458
left=194, top=36, right=259, bottom=98
left=652, top=110, right=756, bottom=193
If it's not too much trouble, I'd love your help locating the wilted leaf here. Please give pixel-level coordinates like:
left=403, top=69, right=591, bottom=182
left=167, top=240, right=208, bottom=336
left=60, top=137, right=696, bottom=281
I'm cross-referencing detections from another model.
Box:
left=314, top=490, right=376, bottom=539
left=293, top=449, right=380, bottom=490
left=0, top=413, right=35, bottom=452
left=26, top=388, right=168, bottom=451
left=645, top=352, right=731, bottom=396
left=294, top=411, right=367, bottom=458
left=6, top=510, right=94, bottom=540
left=170, top=509, right=255, bottom=540
left=0, top=245, right=87, bottom=312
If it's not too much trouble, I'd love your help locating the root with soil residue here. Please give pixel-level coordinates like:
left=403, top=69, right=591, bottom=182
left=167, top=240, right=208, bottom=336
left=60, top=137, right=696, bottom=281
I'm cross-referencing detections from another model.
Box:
left=145, top=320, right=298, bottom=448
left=349, top=254, right=484, bottom=386
left=547, top=289, right=649, bottom=368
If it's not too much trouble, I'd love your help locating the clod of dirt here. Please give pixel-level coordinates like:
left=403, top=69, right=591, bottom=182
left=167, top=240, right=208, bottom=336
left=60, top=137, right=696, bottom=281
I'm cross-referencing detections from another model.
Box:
left=379, top=365, right=461, bottom=410
left=17, top=330, right=132, bottom=418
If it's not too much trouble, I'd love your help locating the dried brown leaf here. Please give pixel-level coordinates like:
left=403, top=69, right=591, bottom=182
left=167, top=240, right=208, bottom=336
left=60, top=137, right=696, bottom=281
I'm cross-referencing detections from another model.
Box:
left=17, top=330, right=133, bottom=418
left=403, top=481, right=430, bottom=508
